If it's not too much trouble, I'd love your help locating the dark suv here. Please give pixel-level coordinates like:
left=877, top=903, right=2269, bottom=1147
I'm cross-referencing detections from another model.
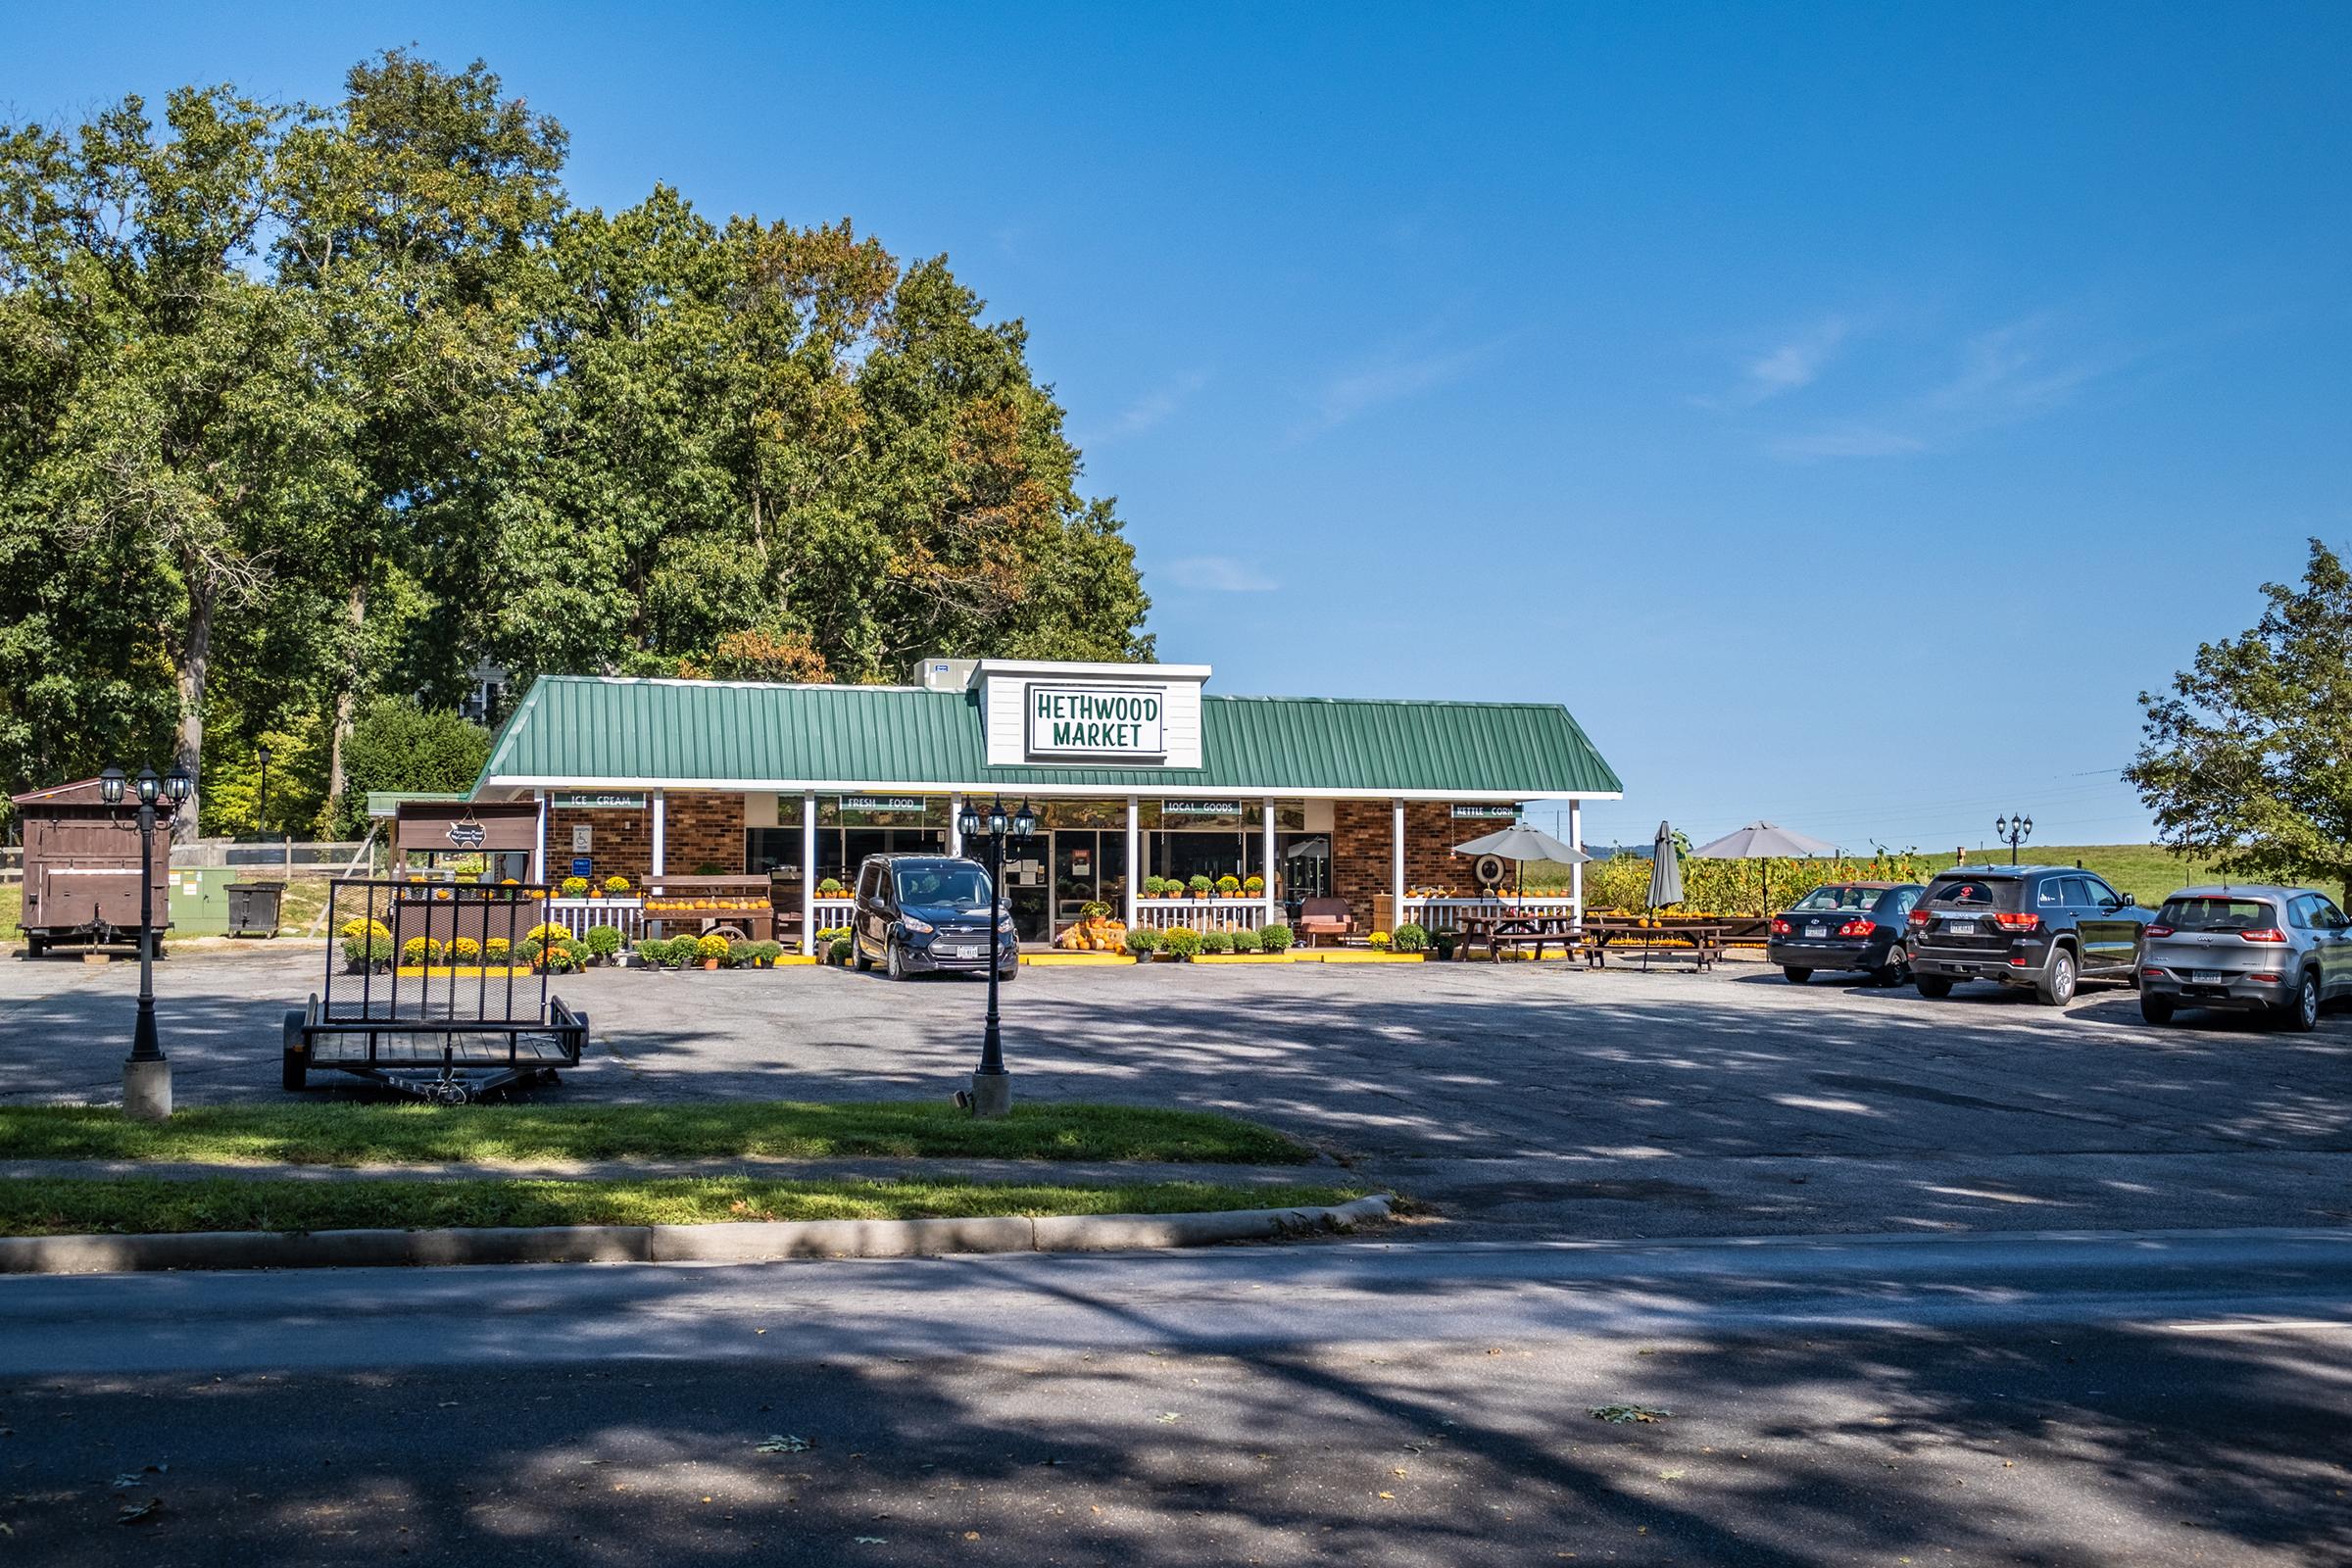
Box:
left=1907, top=865, right=2151, bottom=1005
left=852, top=854, right=1018, bottom=981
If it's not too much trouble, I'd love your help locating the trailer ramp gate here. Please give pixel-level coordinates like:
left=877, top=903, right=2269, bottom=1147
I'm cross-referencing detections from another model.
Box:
left=284, top=880, right=587, bottom=1102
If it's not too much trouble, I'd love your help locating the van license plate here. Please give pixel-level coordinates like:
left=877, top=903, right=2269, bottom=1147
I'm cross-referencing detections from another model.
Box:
left=943, top=944, right=977, bottom=958
left=1945, top=919, right=1976, bottom=935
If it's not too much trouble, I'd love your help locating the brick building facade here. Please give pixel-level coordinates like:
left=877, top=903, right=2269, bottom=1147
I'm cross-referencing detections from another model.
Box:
left=544, top=792, right=747, bottom=886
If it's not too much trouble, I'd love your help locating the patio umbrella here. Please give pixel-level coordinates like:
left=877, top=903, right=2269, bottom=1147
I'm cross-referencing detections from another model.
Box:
left=1688, top=820, right=1838, bottom=914
left=1451, top=824, right=1590, bottom=899
left=1646, top=821, right=1684, bottom=910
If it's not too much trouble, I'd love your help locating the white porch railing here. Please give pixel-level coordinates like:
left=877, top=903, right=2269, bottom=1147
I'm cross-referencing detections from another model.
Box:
left=1403, top=896, right=1577, bottom=934
left=1129, top=898, right=1271, bottom=932
left=810, top=896, right=857, bottom=931
left=544, top=898, right=647, bottom=940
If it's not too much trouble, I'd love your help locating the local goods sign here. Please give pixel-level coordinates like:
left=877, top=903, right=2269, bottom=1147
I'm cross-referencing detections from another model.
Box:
left=1028, top=685, right=1166, bottom=758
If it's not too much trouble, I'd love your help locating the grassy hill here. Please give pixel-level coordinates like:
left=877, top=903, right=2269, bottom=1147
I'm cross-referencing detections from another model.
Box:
left=1922, top=844, right=2216, bottom=907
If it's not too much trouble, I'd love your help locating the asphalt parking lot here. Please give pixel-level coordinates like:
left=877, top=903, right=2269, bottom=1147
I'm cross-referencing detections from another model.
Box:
left=5, top=943, right=2349, bottom=1240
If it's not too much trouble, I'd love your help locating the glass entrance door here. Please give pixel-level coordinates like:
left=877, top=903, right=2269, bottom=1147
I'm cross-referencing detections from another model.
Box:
left=1049, top=831, right=1129, bottom=933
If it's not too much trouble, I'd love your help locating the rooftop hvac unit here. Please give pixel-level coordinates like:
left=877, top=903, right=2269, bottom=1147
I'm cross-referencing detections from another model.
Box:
left=912, top=657, right=979, bottom=692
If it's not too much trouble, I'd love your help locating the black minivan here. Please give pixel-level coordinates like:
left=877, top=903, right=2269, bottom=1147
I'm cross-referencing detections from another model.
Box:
left=851, top=854, right=1018, bottom=981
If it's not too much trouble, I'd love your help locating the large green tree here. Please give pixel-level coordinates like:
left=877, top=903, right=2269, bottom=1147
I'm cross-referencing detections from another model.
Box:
left=2127, top=539, right=2352, bottom=902
left=0, top=51, right=1151, bottom=839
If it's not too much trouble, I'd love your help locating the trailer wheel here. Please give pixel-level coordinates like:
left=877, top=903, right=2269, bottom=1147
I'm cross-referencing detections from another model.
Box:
left=23, top=935, right=44, bottom=958
left=280, top=1009, right=309, bottom=1092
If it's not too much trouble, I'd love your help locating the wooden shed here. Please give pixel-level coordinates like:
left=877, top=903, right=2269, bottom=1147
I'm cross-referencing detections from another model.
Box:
left=11, top=778, right=171, bottom=956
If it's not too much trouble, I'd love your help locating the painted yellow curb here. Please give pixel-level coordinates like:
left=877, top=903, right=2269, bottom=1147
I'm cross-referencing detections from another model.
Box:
left=392, top=966, right=534, bottom=980
left=767, top=955, right=820, bottom=966
left=1301, top=951, right=1426, bottom=963
left=1023, top=952, right=1132, bottom=966
left=1190, top=953, right=1302, bottom=964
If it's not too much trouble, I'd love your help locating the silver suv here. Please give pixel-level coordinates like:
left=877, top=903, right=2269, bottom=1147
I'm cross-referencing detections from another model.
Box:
left=2138, top=885, right=2350, bottom=1031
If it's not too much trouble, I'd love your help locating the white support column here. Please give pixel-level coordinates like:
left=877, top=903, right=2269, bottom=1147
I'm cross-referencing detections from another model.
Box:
left=948, top=792, right=963, bottom=857
left=1260, top=796, right=1278, bottom=924
left=801, top=790, right=818, bottom=955
left=532, top=790, right=547, bottom=883
left=1124, top=796, right=1141, bottom=928
left=650, top=789, right=667, bottom=877
left=1391, top=798, right=1407, bottom=936
left=1569, top=801, right=1585, bottom=925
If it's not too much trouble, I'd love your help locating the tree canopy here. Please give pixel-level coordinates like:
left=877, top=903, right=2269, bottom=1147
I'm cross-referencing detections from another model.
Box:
left=0, top=51, right=1150, bottom=837
left=2126, top=539, right=2352, bottom=902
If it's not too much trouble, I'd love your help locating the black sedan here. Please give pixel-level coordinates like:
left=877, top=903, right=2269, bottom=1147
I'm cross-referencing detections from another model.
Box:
left=1768, top=881, right=1925, bottom=985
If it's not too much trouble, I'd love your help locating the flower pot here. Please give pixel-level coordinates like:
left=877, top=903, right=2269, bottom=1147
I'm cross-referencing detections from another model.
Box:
left=702, top=958, right=720, bottom=971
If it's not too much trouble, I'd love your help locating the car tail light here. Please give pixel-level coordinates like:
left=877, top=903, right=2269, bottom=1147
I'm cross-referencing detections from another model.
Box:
left=1992, top=912, right=2040, bottom=931
left=2141, top=966, right=2165, bottom=979
left=1836, top=918, right=1877, bottom=938
left=2009, top=954, right=2031, bottom=966
left=1770, top=916, right=1791, bottom=936
left=2237, top=927, right=2288, bottom=944
left=1907, top=908, right=1931, bottom=928
left=2250, top=972, right=2281, bottom=983
left=2144, top=924, right=2174, bottom=938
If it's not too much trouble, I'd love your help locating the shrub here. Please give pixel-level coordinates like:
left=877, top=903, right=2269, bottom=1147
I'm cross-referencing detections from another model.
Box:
left=1244, top=875, right=1264, bottom=895
left=450, top=937, right=483, bottom=965
left=1430, top=931, right=1457, bottom=960
left=485, top=938, right=513, bottom=965
left=401, top=936, right=441, bottom=966
left=603, top=875, right=631, bottom=895
left=526, top=922, right=569, bottom=946
left=816, top=877, right=847, bottom=897
left=1199, top=929, right=1234, bottom=955
left=1229, top=927, right=1262, bottom=953
left=541, top=942, right=577, bottom=974
left=1124, top=927, right=1161, bottom=956
left=829, top=935, right=854, bottom=964
left=1391, top=922, right=1430, bottom=954
left=1216, top=875, right=1241, bottom=896
left=1143, top=875, right=1167, bottom=897
left=1368, top=931, right=1393, bottom=951
left=561, top=875, right=589, bottom=898
left=1160, top=927, right=1202, bottom=959
left=697, top=933, right=732, bottom=963
left=1187, top=875, right=1213, bottom=896
left=339, top=916, right=392, bottom=944
left=330, top=695, right=490, bottom=837
left=342, top=935, right=392, bottom=966
left=1257, top=922, right=1294, bottom=953
left=583, top=925, right=624, bottom=960
left=743, top=940, right=783, bottom=966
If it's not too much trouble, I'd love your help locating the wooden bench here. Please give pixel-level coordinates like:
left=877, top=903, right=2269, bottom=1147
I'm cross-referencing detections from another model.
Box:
left=1298, top=897, right=1354, bottom=948
left=1583, top=922, right=1726, bottom=972
left=1456, top=912, right=1581, bottom=962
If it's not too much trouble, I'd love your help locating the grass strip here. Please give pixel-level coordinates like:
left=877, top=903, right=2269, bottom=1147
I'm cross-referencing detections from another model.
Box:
left=0, top=1177, right=1363, bottom=1237
left=0, top=1102, right=1312, bottom=1168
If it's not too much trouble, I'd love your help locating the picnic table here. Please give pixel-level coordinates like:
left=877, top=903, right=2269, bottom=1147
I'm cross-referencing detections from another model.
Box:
left=1582, top=918, right=1726, bottom=972
left=1455, top=907, right=1582, bottom=961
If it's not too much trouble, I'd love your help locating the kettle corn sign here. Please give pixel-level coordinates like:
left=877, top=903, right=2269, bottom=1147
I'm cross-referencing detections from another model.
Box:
left=1028, top=685, right=1166, bottom=759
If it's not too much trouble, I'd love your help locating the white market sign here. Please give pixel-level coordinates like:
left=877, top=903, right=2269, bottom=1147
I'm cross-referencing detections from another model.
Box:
left=1027, top=685, right=1166, bottom=759
left=839, top=795, right=928, bottom=813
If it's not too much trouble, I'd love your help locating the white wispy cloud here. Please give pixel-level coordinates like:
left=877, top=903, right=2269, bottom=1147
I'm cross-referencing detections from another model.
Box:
left=1163, top=556, right=1277, bottom=593
left=1103, top=369, right=1210, bottom=442
left=1739, top=318, right=1851, bottom=404
left=1291, top=335, right=1503, bottom=440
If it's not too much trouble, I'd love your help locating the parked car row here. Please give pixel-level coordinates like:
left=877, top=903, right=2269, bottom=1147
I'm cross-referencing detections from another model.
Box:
left=1767, top=865, right=2351, bottom=1030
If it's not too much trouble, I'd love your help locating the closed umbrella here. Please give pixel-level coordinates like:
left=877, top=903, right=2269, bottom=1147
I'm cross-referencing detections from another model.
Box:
left=1689, top=820, right=1838, bottom=915
left=1452, top=824, right=1590, bottom=900
left=1646, top=821, right=1684, bottom=910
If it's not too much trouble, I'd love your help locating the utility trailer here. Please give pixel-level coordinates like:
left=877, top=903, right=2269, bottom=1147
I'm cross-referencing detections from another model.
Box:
left=10, top=778, right=171, bottom=956
left=283, top=878, right=587, bottom=1102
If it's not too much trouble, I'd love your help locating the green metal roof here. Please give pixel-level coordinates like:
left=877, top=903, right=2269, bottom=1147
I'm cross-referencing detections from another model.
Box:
left=477, top=676, right=1621, bottom=799
left=365, top=790, right=466, bottom=818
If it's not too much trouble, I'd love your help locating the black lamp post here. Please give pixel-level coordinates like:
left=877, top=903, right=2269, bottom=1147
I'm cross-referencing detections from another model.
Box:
left=1995, top=813, right=2034, bottom=865
left=256, top=742, right=270, bottom=839
left=101, top=761, right=192, bottom=1118
left=956, top=794, right=1034, bottom=1116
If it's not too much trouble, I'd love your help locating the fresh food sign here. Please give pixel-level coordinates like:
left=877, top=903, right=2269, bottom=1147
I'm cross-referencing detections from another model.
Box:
left=1027, top=685, right=1165, bottom=759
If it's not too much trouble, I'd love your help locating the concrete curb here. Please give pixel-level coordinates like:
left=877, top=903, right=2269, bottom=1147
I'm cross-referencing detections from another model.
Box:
left=0, top=1195, right=1393, bottom=1276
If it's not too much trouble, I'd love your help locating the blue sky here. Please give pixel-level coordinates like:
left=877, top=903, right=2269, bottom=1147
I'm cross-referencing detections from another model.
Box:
left=8, top=3, right=2346, bottom=853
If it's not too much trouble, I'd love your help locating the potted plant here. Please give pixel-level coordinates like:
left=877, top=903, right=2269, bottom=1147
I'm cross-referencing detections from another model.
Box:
left=817, top=877, right=847, bottom=899
left=451, top=936, right=483, bottom=968
left=583, top=925, right=624, bottom=966
left=697, top=934, right=731, bottom=971
left=604, top=875, right=631, bottom=898
left=486, top=937, right=514, bottom=969
left=1188, top=874, right=1213, bottom=899
left=1141, top=875, right=1163, bottom=899
left=561, top=875, right=589, bottom=900
left=1230, top=926, right=1262, bottom=954
left=1160, top=927, right=1202, bottom=961
left=829, top=933, right=854, bottom=966
left=1258, top=922, right=1294, bottom=954
left=1244, top=875, right=1265, bottom=898
left=1124, top=927, right=1161, bottom=961
left=1392, top=922, right=1430, bottom=955
left=1199, top=929, right=1234, bottom=955
left=1216, top=874, right=1242, bottom=899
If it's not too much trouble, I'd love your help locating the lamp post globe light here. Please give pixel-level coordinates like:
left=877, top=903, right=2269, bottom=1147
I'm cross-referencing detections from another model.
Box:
left=256, top=742, right=271, bottom=838
left=109, top=760, right=193, bottom=1120
left=1995, top=813, right=2034, bottom=866
left=954, top=795, right=1034, bottom=1118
